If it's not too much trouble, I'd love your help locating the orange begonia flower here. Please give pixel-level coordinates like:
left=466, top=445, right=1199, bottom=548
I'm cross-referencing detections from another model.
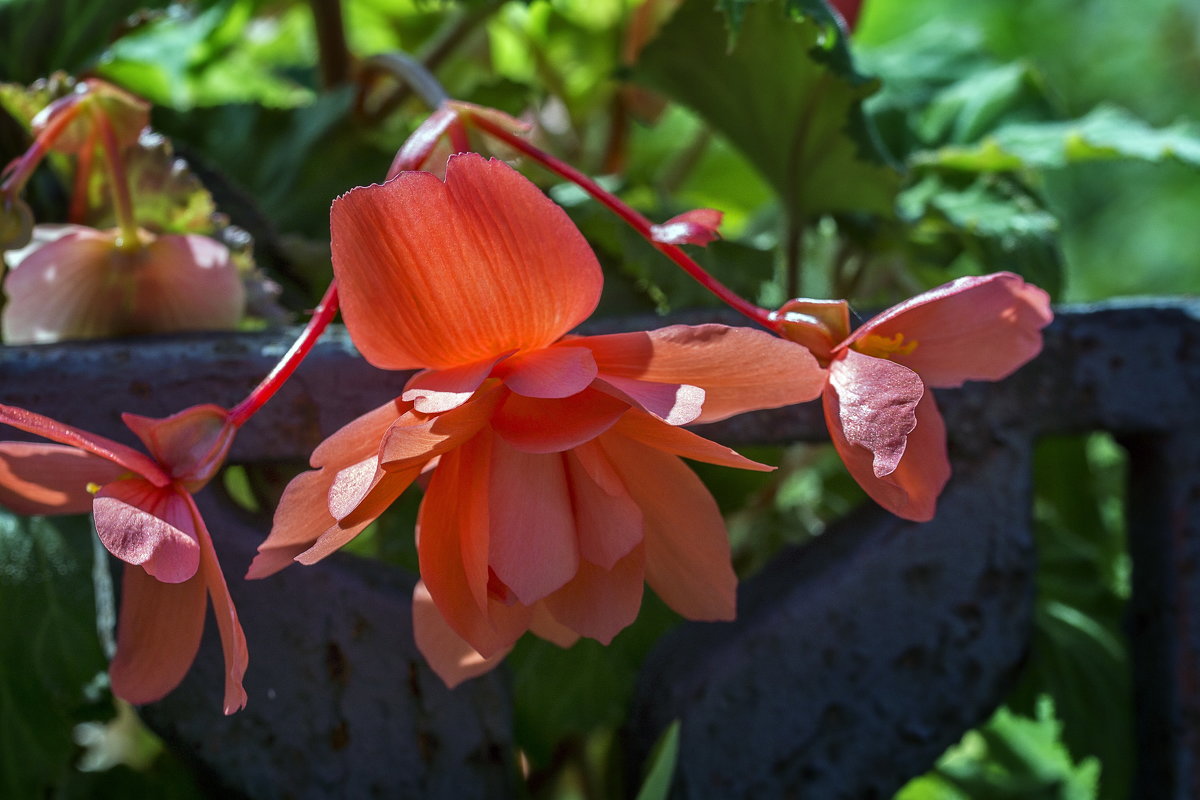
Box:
left=774, top=272, right=1053, bottom=521
left=2, top=224, right=244, bottom=344
left=249, top=153, right=825, bottom=686
left=0, top=403, right=248, bottom=713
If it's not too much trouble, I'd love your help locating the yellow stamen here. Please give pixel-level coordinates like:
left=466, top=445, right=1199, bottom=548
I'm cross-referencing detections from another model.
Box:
left=85, top=482, right=102, bottom=495
left=854, top=332, right=919, bottom=360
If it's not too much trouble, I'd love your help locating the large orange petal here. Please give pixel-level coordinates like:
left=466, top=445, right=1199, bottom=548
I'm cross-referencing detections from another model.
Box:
left=412, top=581, right=510, bottom=689
left=93, top=480, right=200, bottom=584
left=129, top=234, right=245, bottom=334
left=187, top=493, right=248, bottom=714
left=566, top=442, right=643, bottom=569
left=491, top=387, right=628, bottom=454
left=331, top=153, right=603, bottom=370
left=824, top=386, right=949, bottom=522
left=846, top=272, right=1053, bottom=388
left=600, top=433, right=736, bottom=621
left=609, top=409, right=774, bottom=471
left=825, top=349, right=923, bottom=478
left=579, top=325, right=825, bottom=423
left=488, top=439, right=579, bottom=605
left=418, top=435, right=532, bottom=655
left=544, top=545, right=645, bottom=644
left=0, top=402, right=168, bottom=485
left=0, top=443, right=125, bottom=514
left=109, top=562, right=207, bottom=707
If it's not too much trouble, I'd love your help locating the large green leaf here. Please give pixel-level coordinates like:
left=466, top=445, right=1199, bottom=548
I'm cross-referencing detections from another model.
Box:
left=0, top=512, right=108, bottom=797
left=917, top=105, right=1200, bottom=172
left=636, top=0, right=900, bottom=221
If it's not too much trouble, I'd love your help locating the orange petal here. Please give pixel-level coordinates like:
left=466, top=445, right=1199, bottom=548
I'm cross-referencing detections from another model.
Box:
left=496, top=346, right=597, bottom=399
left=491, top=387, right=628, bottom=454
left=418, top=435, right=532, bottom=655
left=381, top=383, right=501, bottom=467
left=187, top=493, right=248, bottom=714
left=580, top=325, right=825, bottom=423
left=826, top=350, right=923, bottom=478
left=0, top=402, right=168, bottom=485
left=331, top=153, right=603, bottom=371
left=824, top=387, right=949, bottom=521
left=109, top=562, right=207, bottom=707
left=0, top=442, right=124, bottom=514
left=310, top=397, right=404, bottom=469
left=129, top=234, right=245, bottom=334
left=528, top=603, right=581, bottom=648
left=412, top=581, right=510, bottom=689
left=246, top=468, right=339, bottom=579
left=610, top=409, right=774, bottom=471
left=121, top=404, right=235, bottom=490
left=566, top=442, right=643, bottom=569
left=600, top=433, right=737, bottom=621
left=594, top=376, right=704, bottom=425
left=544, top=546, right=645, bottom=644
left=847, top=272, right=1053, bottom=388
left=403, top=356, right=506, bottom=413
left=294, top=460, right=421, bottom=563
left=93, top=480, right=200, bottom=584
left=488, top=439, right=579, bottom=605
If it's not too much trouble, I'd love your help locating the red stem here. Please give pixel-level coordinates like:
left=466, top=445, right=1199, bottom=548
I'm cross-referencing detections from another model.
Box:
left=0, top=94, right=86, bottom=196
left=228, top=281, right=341, bottom=428
left=467, top=112, right=780, bottom=332
left=91, top=106, right=140, bottom=248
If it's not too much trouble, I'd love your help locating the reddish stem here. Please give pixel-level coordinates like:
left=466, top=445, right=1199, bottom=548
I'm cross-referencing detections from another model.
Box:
left=69, top=128, right=96, bottom=224
left=0, top=94, right=86, bottom=196
left=467, top=112, right=780, bottom=332
left=228, top=281, right=341, bottom=428
left=91, top=106, right=140, bottom=249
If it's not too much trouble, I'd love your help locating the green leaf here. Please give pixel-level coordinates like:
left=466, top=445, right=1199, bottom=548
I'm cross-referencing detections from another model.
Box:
left=0, top=512, right=108, bottom=798
left=634, top=720, right=681, bottom=800
left=917, top=105, right=1200, bottom=172
left=636, top=0, right=900, bottom=222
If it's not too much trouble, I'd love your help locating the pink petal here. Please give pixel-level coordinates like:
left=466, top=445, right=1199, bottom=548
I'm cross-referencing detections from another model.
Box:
left=187, top=493, right=248, bottom=714
left=387, top=106, right=461, bottom=179
left=310, top=397, right=404, bottom=469
left=418, top=435, right=532, bottom=655
left=610, top=409, right=774, bottom=471
left=544, top=546, right=645, bottom=643
left=0, top=402, right=168, bottom=485
left=496, top=345, right=598, bottom=399
left=93, top=479, right=200, bottom=583
left=331, top=153, right=602, bottom=371
left=109, top=561, right=207, bottom=706
left=488, top=438, right=579, bottom=605
left=491, top=387, right=628, bottom=454
left=826, top=350, right=924, bottom=478
left=846, top=272, right=1053, bottom=388
left=294, top=461, right=422, bottom=564
left=129, top=234, right=245, bottom=334
left=600, top=432, right=737, bottom=621
left=649, top=208, right=723, bottom=246
left=528, top=603, right=580, bottom=648
left=595, top=376, right=705, bottom=425
left=381, top=383, right=502, bottom=467
left=579, top=325, right=825, bottom=423
left=403, top=356, right=506, bottom=413
left=121, top=404, right=234, bottom=489
left=566, top=442, right=643, bottom=569
left=0, top=442, right=125, bottom=514
left=825, top=388, right=950, bottom=521
left=412, top=581, right=510, bottom=689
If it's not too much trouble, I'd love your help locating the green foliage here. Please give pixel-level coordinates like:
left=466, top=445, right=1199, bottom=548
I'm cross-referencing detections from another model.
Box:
left=634, top=720, right=681, bottom=800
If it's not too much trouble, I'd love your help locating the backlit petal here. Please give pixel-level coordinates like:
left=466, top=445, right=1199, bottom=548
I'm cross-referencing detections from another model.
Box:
left=566, top=442, right=643, bottom=569
left=826, top=350, right=924, bottom=478
left=129, top=234, right=244, bottom=334
left=188, top=493, right=248, bottom=714
left=600, top=433, right=736, bottom=621
left=528, top=603, right=580, bottom=648
left=412, top=581, right=510, bottom=689
left=246, top=468, right=339, bottom=579
left=847, top=272, right=1053, bottom=388
left=121, top=404, right=234, bottom=489
left=488, top=439, right=579, bottom=605
left=403, top=356, right=506, bottom=413
left=580, top=325, right=824, bottom=423
left=649, top=208, right=723, bottom=246
left=0, top=443, right=124, bottom=514
left=93, top=480, right=200, bottom=583
left=497, top=345, right=597, bottom=399
left=381, top=383, right=501, bottom=467
left=108, top=562, right=206, bottom=706
left=610, top=409, right=774, bottom=471
left=545, top=546, right=645, bottom=644
left=310, top=397, right=404, bottom=469
left=825, top=388, right=949, bottom=521
left=331, top=153, right=602, bottom=370
left=594, top=376, right=704, bottom=425
left=491, top=388, right=627, bottom=454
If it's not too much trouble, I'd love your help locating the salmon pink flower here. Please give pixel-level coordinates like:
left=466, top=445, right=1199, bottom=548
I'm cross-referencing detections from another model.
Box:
left=0, top=403, right=248, bottom=713
left=249, top=153, right=824, bottom=686
left=773, top=273, right=1053, bottom=521
left=2, top=224, right=244, bottom=344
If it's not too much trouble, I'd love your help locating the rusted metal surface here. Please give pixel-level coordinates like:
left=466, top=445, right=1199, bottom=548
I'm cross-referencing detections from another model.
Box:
left=0, top=299, right=1196, bottom=797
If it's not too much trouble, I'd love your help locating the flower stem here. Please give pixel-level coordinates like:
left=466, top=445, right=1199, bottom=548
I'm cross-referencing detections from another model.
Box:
left=91, top=105, right=140, bottom=251
left=228, top=281, right=341, bottom=428
left=0, top=93, right=85, bottom=198
left=466, top=111, right=781, bottom=332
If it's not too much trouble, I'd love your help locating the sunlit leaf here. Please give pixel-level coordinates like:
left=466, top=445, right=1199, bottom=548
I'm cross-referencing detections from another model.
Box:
left=634, top=720, right=680, bottom=800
